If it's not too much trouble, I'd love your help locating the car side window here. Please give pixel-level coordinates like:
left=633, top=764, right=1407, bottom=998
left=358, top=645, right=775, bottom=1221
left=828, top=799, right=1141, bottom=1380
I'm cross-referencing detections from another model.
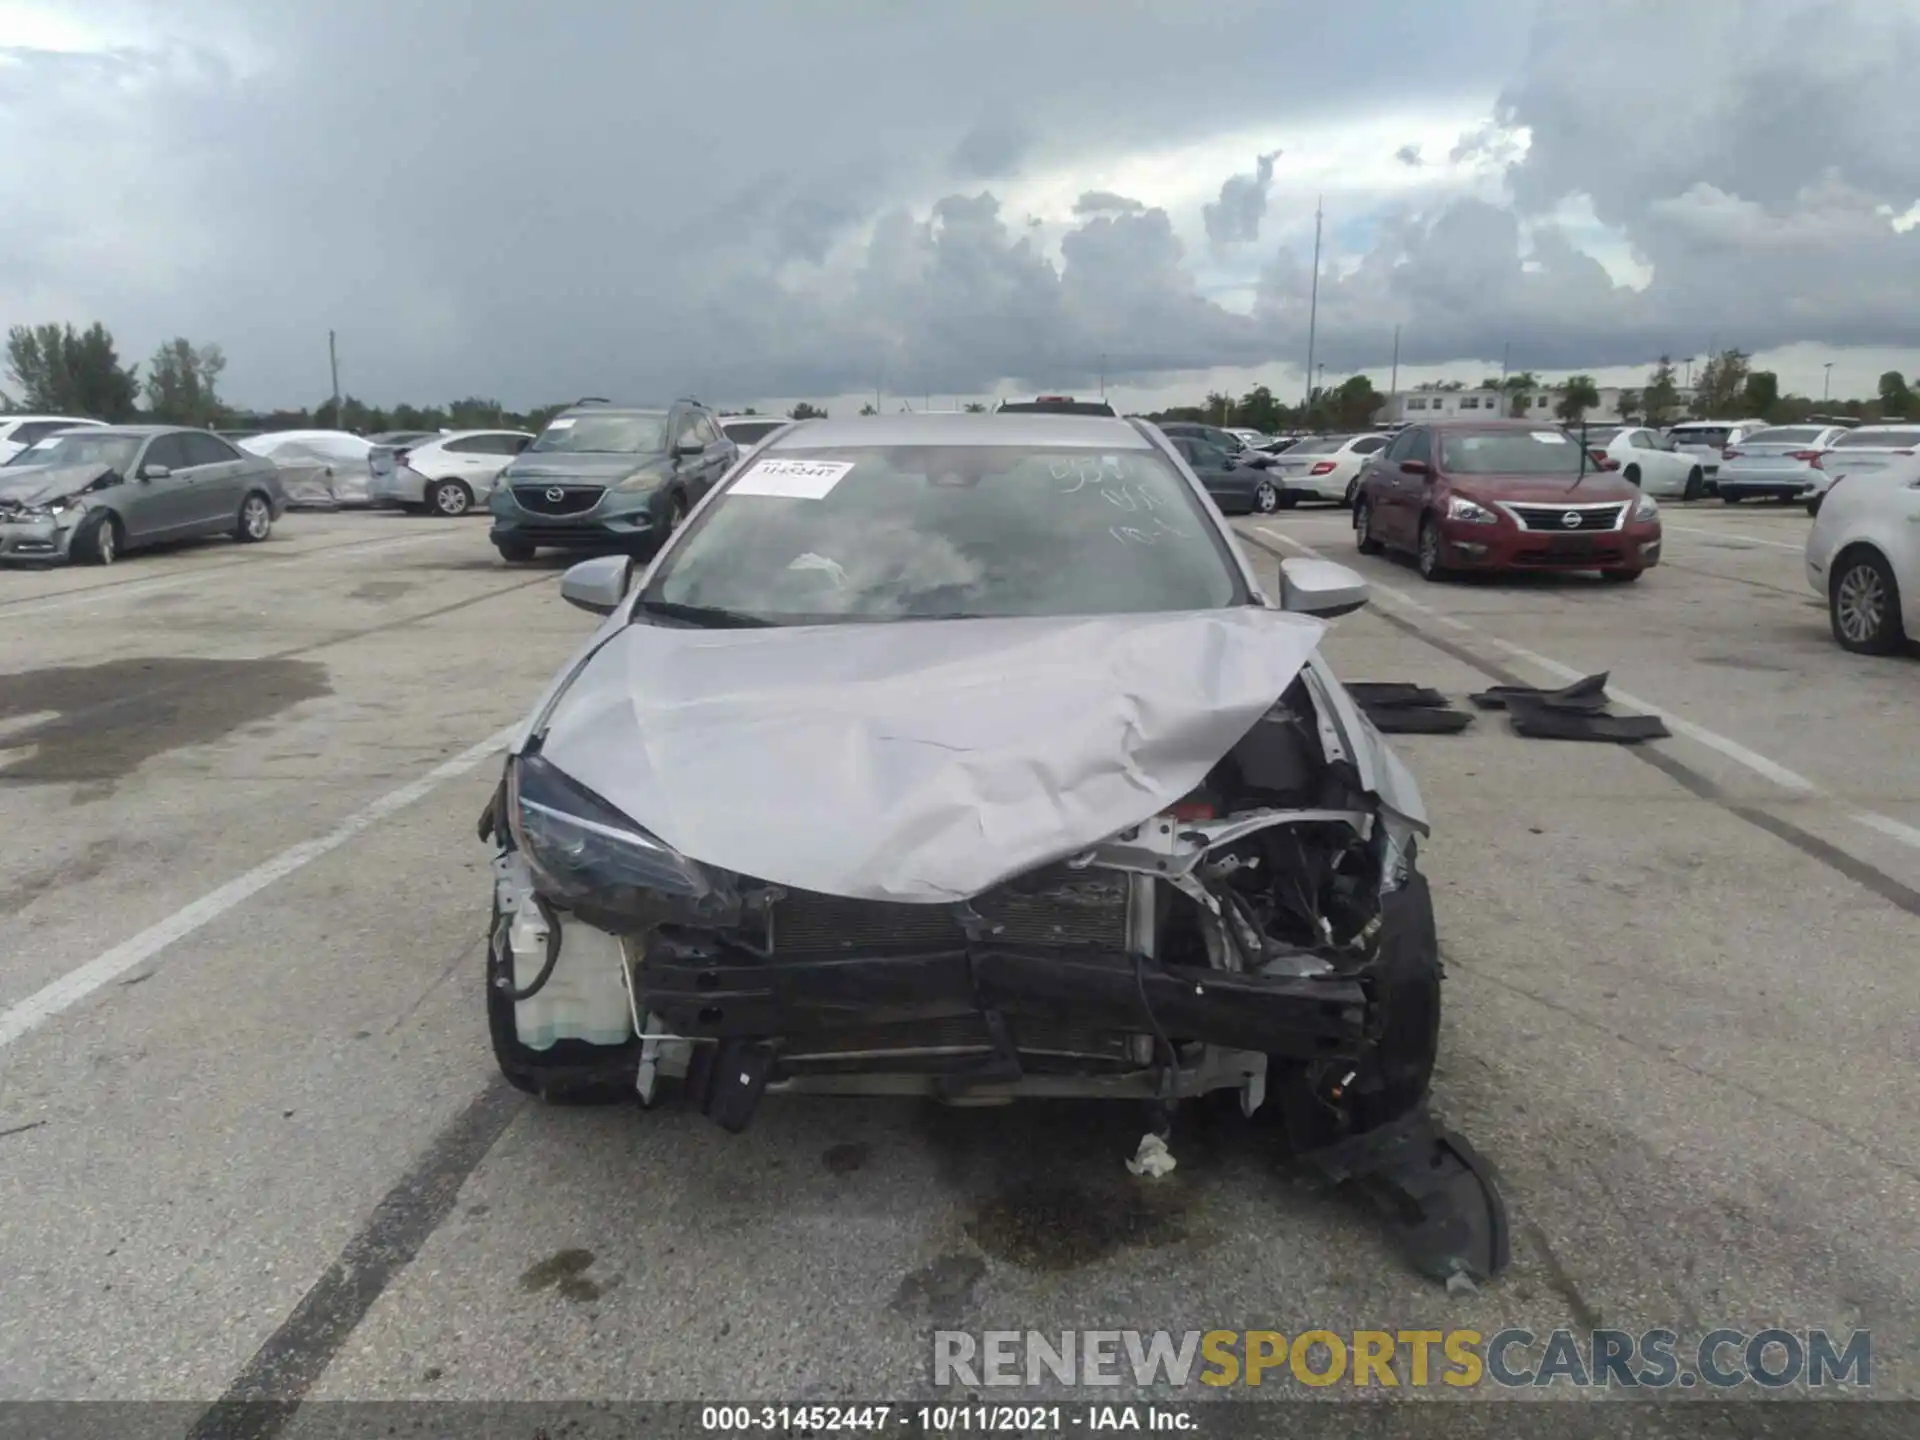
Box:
left=143, top=435, right=191, bottom=473
left=691, top=413, right=721, bottom=447
left=1352, top=436, right=1386, bottom=454
left=443, top=436, right=488, bottom=454
left=12, top=420, right=78, bottom=446
left=490, top=433, right=532, bottom=455
left=1382, top=430, right=1414, bottom=464
left=182, top=433, right=239, bottom=466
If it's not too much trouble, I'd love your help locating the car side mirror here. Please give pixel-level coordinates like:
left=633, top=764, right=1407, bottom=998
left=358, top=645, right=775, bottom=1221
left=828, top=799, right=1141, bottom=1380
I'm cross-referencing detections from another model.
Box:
left=672, top=440, right=704, bottom=459
left=140, top=464, right=170, bottom=480
left=1278, top=556, right=1370, bottom=618
left=1399, top=459, right=1430, bottom=476
left=559, top=555, right=635, bottom=616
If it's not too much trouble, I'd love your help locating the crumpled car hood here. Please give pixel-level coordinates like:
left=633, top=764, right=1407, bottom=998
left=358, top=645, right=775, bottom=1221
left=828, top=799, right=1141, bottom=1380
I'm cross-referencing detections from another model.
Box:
left=531, top=610, right=1335, bottom=903
left=0, top=463, right=111, bottom=507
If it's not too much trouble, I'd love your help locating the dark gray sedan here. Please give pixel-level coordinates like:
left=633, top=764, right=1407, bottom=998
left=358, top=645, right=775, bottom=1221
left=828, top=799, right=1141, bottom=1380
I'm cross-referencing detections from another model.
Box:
left=0, top=425, right=285, bottom=565
left=1166, top=434, right=1284, bottom=514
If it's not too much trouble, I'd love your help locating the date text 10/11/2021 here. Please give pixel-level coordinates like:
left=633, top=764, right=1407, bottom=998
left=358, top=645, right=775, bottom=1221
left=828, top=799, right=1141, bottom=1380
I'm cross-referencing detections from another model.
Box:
left=699, top=1404, right=1196, bottom=1432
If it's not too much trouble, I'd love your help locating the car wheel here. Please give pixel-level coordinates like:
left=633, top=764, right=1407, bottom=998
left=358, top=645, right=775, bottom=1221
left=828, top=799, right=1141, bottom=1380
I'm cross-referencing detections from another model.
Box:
left=486, top=899, right=642, bottom=1106
left=75, top=511, right=122, bottom=566
left=1255, top=866, right=1439, bottom=1147
left=1342, top=478, right=1358, bottom=507
left=1253, top=479, right=1279, bottom=514
left=429, top=479, right=473, bottom=517
left=1599, top=569, right=1642, bottom=584
left=1683, top=468, right=1705, bottom=501
left=1416, top=516, right=1450, bottom=581
left=495, top=540, right=536, bottom=563
left=1354, top=500, right=1383, bottom=555
left=234, top=492, right=273, bottom=543
left=1829, top=547, right=1906, bottom=655
left=1721, top=491, right=1741, bottom=504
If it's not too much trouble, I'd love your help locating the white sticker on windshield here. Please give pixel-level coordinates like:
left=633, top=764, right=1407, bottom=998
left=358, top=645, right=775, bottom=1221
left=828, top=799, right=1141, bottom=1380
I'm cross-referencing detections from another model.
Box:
left=545, top=417, right=575, bottom=429
left=732, top=458, right=855, bottom=499
left=1530, top=430, right=1569, bottom=443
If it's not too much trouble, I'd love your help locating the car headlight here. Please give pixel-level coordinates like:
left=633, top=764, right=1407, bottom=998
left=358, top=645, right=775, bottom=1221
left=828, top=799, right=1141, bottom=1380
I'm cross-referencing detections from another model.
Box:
left=1634, top=493, right=1659, bottom=522
left=1446, top=496, right=1498, bottom=524
left=615, top=470, right=664, bottom=492
left=506, top=753, right=737, bottom=922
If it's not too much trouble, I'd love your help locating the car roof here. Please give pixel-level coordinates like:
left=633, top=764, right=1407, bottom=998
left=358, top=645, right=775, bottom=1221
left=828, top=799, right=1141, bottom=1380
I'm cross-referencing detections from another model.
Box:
left=769, top=411, right=1154, bottom=451
left=556, top=404, right=670, bottom=419
left=422, top=428, right=532, bottom=441
left=75, top=424, right=185, bottom=437
left=5, top=413, right=104, bottom=424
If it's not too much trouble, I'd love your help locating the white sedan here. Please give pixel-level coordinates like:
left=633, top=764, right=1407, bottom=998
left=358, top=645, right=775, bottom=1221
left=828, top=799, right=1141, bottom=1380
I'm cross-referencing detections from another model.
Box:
left=1264, top=432, right=1392, bottom=505
left=1805, top=453, right=1920, bottom=654
left=1583, top=426, right=1707, bottom=500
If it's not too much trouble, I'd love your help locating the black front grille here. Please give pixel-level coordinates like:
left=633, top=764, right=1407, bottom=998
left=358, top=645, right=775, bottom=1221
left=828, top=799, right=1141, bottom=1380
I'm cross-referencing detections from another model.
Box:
left=769, top=875, right=1129, bottom=955
left=513, top=484, right=604, bottom=515
left=1506, top=504, right=1624, bottom=532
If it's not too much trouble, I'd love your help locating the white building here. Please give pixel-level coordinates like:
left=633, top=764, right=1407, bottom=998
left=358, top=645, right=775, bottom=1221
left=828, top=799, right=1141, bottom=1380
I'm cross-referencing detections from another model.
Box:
left=1377, top=383, right=1699, bottom=426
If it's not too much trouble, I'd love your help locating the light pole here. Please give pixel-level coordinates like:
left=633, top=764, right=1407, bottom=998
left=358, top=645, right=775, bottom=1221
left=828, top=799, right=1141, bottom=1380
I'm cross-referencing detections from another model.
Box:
left=1303, top=195, right=1322, bottom=409
left=1683, top=356, right=1695, bottom=389
left=1823, top=362, right=1833, bottom=402
left=1389, top=324, right=1400, bottom=398
left=327, top=330, right=341, bottom=427
left=1500, top=341, right=1510, bottom=382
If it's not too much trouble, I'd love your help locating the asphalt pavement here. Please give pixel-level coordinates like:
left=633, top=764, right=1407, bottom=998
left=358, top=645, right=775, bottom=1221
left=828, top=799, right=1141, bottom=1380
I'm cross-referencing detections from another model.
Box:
left=1, top=502, right=1916, bottom=1412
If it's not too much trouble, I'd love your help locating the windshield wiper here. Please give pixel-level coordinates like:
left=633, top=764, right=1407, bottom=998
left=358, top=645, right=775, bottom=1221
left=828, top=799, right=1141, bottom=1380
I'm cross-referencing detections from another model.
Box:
left=632, top=599, right=773, bottom=628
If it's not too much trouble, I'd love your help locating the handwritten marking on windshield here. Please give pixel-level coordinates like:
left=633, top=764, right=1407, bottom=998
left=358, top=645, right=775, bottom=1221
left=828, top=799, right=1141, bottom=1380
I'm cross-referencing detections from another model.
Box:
left=1109, top=517, right=1193, bottom=545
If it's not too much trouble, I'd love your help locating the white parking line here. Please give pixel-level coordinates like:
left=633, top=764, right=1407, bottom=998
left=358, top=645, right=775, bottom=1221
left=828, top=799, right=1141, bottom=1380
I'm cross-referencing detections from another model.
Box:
left=0, top=531, right=466, bottom=617
left=1662, top=523, right=1805, bottom=552
left=0, top=725, right=516, bottom=1052
left=1255, top=524, right=1920, bottom=854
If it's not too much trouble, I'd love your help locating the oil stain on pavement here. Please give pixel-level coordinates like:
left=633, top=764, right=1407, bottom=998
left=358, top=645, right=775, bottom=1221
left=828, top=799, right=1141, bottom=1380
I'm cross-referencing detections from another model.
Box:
left=518, top=1247, right=607, bottom=1303
left=0, top=657, right=330, bottom=791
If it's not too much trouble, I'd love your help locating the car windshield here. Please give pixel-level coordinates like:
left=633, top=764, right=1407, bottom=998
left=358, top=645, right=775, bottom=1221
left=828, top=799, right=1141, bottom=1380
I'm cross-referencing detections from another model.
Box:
left=1747, top=427, right=1825, bottom=445
left=721, top=419, right=784, bottom=446
left=1439, top=430, right=1585, bottom=475
left=529, top=412, right=669, bottom=454
left=1286, top=436, right=1347, bottom=455
left=641, top=443, right=1242, bottom=623
left=1671, top=427, right=1731, bottom=447
left=5, top=432, right=141, bottom=471
left=1583, top=427, right=1625, bottom=444
left=1833, top=427, right=1920, bottom=449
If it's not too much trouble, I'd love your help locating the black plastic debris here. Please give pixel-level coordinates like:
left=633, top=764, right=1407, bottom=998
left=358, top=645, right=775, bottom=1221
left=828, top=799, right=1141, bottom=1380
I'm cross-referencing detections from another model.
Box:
left=1298, top=1104, right=1511, bottom=1285
left=1346, top=682, right=1474, bottom=734
left=1468, top=671, right=1610, bottom=712
left=1469, top=671, right=1671, bottom=744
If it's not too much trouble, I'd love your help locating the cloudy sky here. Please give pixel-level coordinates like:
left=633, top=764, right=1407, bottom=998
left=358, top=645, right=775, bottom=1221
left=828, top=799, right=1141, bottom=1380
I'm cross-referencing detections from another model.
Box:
left=3, top=0, right=1918, bottom=416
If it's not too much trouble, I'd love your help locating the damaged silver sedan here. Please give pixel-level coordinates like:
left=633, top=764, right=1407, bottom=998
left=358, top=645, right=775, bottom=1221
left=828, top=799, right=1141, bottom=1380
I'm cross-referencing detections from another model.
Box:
left=478, top=412, right=1507, bottom=1283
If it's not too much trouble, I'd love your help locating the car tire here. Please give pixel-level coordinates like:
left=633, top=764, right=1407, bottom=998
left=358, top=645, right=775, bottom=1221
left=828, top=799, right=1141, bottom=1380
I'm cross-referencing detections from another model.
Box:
left=1829, top=547, right=1906, bottom=655
left=496, top=540, right=536, bottom=563
left=1599, top=569, right=1642, bottom=584
left=234, top=492, right=273, bottom=543
left=75, top=511, right=122, bottom=566
left=1342, top=478, right=1358, bottom=507
left=1416, top=516, right=1450, bottom=581
left=1683, top=468, right=1705, bottom=501
left=1255, top=866, right=1440, bottom=1148
left=644, top=490, right=689, bottom=556
left=1721, top=491, right=1741, bottom=504
left=1253, top=479, right=1279, bottom=514
left=486, top=899, right=642, bottom=1106
left=429, top=478, right=474, bottom=517
left=1354, top=500, right=1383, bottom=555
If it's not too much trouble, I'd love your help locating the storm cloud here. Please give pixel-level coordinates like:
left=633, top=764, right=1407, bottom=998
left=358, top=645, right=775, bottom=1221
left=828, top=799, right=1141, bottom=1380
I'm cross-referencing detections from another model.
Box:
left=1, top=0, right=1916, bottom=407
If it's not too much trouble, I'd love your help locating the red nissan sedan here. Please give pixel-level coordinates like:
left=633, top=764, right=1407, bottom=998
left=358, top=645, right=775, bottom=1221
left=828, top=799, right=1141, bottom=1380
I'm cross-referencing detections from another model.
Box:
left=1351, top=420, right=1663, bottom=582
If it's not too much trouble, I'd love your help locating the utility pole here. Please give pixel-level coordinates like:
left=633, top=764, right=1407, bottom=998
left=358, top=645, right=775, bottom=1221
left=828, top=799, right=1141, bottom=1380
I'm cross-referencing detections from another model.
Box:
left=1500, top=341, right=1510, bottom=382
left=1303, top=195, right=1322, bottom=410
left=1823, top=362, right=1833, bottom=402
left=1389, top=324, right=1400, bottom=398
left=327, top=330, right=341, bottom=428
left=1099, top=352, right=1107, bottom=399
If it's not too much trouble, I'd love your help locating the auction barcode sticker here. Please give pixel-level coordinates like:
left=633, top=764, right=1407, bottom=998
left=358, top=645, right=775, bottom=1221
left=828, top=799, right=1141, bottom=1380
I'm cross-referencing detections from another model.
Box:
left=732, top=458, right=856, bottom=499
left=1530, top=430, right=1569, bottom=443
